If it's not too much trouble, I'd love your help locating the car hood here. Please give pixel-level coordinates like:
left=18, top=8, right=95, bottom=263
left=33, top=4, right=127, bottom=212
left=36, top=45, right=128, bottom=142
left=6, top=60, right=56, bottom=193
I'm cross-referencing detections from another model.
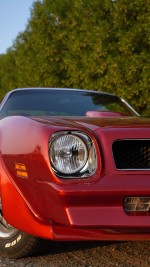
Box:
left=32, top=116, right=150, bottom=131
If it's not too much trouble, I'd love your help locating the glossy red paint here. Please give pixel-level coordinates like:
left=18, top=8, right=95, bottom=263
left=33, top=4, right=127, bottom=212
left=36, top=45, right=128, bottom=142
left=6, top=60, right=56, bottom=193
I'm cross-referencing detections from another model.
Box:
left=85, top=110, right=127, bottom=117
left=0, top=155, right=53, bottom=239
left=0, top=115, right=150, bottom=241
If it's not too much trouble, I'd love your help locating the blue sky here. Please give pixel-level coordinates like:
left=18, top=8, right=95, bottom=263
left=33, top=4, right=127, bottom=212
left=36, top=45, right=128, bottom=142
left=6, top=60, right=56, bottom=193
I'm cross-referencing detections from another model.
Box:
left=0, top=0, right=35, bottom=54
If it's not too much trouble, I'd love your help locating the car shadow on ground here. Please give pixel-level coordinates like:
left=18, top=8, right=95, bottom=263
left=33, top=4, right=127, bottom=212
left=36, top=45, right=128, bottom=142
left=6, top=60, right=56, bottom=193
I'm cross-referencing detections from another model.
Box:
left=32, top=240, right=121, bottom=258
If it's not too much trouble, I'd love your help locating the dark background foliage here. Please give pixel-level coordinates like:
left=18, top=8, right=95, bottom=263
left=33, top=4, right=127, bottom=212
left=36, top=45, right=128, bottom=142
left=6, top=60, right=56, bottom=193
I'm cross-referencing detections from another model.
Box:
left=0, top=0, right=149, bottom=116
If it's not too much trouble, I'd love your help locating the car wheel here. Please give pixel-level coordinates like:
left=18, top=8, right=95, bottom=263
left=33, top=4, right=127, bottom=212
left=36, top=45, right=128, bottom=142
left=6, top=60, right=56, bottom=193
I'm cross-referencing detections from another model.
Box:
left=0, top=198, right=44, bottom=258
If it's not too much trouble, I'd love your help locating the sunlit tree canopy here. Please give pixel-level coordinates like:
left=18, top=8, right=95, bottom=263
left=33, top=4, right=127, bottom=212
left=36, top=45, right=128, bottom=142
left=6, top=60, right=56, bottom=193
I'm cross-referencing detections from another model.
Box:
left=0, top=0, right=149, bottom=116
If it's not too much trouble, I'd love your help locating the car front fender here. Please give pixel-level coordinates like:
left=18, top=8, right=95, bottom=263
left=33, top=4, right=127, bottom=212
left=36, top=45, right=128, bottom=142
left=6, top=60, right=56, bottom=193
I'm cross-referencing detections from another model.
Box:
left=0, top=154, right=53, bottom=239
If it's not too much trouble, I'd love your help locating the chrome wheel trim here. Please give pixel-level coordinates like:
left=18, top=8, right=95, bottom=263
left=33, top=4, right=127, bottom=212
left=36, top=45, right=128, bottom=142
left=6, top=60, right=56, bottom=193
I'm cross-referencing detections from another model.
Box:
left=0, top=198, right=19, bottom=239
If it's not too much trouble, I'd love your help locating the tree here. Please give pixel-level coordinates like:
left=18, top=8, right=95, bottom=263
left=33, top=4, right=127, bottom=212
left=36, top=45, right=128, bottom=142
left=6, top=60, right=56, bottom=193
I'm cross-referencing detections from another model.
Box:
left=0, top=0, right=149, bottom=115
left=0, top=49, right=17, bottom=99
left=109, top=0, right=150, bottom=115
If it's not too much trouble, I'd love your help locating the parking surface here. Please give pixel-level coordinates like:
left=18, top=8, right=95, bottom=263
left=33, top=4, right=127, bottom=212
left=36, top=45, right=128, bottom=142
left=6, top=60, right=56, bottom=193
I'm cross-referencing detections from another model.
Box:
left=0, top=240, right=150, bottom=266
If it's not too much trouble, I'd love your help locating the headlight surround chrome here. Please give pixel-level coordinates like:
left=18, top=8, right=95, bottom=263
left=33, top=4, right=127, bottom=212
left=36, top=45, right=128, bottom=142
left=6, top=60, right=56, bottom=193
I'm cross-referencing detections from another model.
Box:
left=49, top=131, right=97, bottom=178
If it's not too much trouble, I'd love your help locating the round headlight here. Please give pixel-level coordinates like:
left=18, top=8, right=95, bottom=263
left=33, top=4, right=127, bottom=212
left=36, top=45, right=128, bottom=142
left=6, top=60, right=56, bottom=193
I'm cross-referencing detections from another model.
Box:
left=50, top=133, right=88, bottom=174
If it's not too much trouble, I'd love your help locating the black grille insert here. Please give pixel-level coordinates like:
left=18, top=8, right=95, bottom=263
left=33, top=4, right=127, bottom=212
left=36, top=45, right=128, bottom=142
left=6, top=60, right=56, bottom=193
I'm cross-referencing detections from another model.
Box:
left=112, top=140, right=150, bottom=170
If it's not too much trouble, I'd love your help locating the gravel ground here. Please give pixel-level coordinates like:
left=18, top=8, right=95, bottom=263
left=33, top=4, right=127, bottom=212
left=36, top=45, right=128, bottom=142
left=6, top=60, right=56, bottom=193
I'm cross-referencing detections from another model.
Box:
left=0, top=241, right=150, bottom=267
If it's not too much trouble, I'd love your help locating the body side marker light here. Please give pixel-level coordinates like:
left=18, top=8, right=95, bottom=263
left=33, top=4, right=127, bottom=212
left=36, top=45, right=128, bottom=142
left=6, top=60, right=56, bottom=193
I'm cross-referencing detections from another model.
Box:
left=15, top=163, right=28, bottom=178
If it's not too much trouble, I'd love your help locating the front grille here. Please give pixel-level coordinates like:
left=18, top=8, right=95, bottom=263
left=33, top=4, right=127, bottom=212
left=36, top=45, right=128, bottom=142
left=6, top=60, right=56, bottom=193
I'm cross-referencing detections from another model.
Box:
left=112, top=139, right=150, bottom=170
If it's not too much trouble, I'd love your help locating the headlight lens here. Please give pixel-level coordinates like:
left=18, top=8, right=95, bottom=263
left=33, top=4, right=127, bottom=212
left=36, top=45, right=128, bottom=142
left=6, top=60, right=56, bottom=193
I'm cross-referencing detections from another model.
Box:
left=49, top=131, right=97, bottom=177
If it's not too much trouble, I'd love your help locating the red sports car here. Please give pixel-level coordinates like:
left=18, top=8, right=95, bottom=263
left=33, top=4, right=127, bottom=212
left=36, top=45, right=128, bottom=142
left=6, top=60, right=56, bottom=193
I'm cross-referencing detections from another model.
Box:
left=0, top=88, right=149, bottom=258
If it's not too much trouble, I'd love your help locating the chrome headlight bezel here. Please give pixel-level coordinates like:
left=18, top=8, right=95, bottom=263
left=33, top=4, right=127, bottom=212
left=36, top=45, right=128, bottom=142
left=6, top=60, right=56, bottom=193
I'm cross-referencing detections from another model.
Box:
left=49, top=131, right=97, bottom=178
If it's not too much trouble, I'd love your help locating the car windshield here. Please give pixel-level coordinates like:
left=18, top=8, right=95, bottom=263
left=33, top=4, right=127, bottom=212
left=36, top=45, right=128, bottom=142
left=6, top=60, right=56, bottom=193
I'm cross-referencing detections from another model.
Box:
left=0, top=89, right=136, bottom=117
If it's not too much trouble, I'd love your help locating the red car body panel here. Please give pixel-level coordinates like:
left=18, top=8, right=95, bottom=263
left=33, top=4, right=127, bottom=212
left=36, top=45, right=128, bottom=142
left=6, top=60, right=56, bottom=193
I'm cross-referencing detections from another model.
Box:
left=0, top=114, right=150, bottom=240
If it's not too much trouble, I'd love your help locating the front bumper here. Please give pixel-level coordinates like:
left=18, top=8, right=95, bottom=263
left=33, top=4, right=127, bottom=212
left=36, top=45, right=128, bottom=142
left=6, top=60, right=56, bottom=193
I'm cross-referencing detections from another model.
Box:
left=51, top=224, right=150, bottom=241
left=37, top=173, right=150, bottom=233
left=47, top=172, right=150, bottom=241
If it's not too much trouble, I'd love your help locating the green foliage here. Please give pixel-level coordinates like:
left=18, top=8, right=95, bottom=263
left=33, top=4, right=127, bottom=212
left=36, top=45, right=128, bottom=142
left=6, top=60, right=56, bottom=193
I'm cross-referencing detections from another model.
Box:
left=0, top=0, right=149, bottom=116
left=0, top=49, right=18, bottom=99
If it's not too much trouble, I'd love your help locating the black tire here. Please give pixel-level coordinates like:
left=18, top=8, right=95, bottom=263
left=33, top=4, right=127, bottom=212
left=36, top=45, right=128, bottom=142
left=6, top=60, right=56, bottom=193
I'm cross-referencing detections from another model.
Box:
left=0, top=199, right=47, bottom=258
